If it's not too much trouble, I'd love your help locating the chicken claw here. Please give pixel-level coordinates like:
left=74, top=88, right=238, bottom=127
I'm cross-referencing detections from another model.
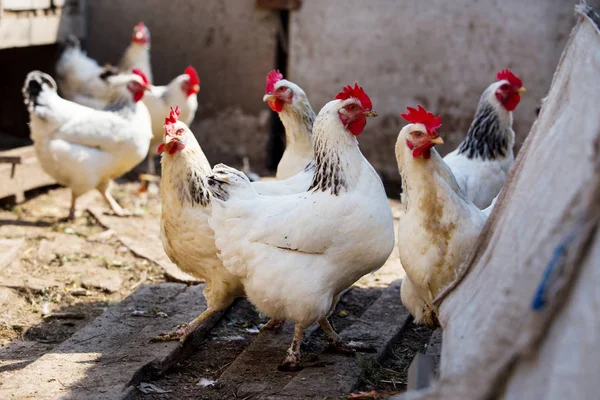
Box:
left=319, top=318, right=376, bottom=355
left=277, top=323, right=304, bottom=372
left=150, top=324, right=189, bottom=343
left=260, top=318, right=285, bottom=333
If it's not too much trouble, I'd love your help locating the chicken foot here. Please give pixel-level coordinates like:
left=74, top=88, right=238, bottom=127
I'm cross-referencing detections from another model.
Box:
left=97, top=181, right=131, bottom=217
left=151, top=308, right=218, bottom=343
left=68, top=191, right=78, bottom=220
left=278, top=323, right=304, bottom=372
left=260, top=318, right=285, bottom=333
left=319, top=318, right=375, bottom=355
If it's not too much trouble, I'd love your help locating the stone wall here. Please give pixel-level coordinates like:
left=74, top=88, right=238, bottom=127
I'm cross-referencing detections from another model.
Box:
left=86, top=0, right=585, bottom=181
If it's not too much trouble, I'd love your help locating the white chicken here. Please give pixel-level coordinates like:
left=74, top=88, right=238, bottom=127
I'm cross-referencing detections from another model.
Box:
left=443, top=69, right=525, bottom=209
left=142, top=66, right=200, bottom=176
left=152, top=107, right=245, bottom=342
left=22, top=69, right=152, bottom=220
left=152, top=99, right=313, bottom=341
left=206, top=84, right=395, bottom=371
left=395, top=105, right=486, bottom=328
left=56, top=22, right=152, bottom=109
left=262, top=69, right=315, bottom=180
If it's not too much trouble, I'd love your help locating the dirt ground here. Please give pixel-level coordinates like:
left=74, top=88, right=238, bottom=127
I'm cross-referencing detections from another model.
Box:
left=0, top=181, right=432, bottom=399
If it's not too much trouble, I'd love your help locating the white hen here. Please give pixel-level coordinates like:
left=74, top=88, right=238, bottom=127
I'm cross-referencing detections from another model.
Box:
left=396, top=106, right=486, bottom=328
left=206, top=84, right=395, bottom=370
left=142, top=66, right=200, bottom=175
left=22, top=70, right=152, bottom=219
left=262, top=69, right=315, bottom=180
left=56, top=22, right=152, bottom=109
left=443, top=69, right=525, bottom=209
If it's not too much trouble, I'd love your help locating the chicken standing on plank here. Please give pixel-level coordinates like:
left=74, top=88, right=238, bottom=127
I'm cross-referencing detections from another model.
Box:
left=142, top=66, right=200, bottom=176
left=151, top=107, right=245, bottom=342
left=263, top=69, right=315, bottom=180
left=56, top=22, right=152, bottom=109
left=22, top=70, right=153, bottom=220
left=443, top=69, right=525, bottom=209
left=206, top=84, right=395, bottom=371
left=152, top=97, right=317, bottom=342
left=396, top=105, right=486, bottom=328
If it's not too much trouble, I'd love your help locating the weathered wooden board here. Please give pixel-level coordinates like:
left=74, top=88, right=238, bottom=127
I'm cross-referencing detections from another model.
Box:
left=0, top=146, right=55, bottom=202
left=0, top=3, right=85, bottom=49
left=0, top=283, right=221, bottom=399
left=87, top=208, right=200, bottom=284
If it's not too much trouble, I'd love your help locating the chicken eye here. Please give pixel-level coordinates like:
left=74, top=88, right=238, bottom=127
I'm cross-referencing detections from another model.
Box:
left=347, top=104, right=357, bottom=112
left=414, top=131, right=423, bottom=137
left=176, top=128, right=184, bottom=135
left=500, top=84, right=510, bottom=90
left=278, top=86, right=287, bottom=92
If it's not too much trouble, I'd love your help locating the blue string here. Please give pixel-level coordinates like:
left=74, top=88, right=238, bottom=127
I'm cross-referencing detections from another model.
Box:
left=531, top=244, right=566, bottom=311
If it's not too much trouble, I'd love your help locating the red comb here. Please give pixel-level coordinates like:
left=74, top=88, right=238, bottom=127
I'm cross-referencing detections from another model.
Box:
left=496, top=69, right=522, bottom=87
left=401, top=105, right=442, bottom=133
left=265, top=69, right=283, bottom=94
left=185, top=66, right=200, bottom=85
left=135, top=22, right=145, bottom=31
left=132, top=69, right=149, bottom=86
left=335, top=83, right=373, bottom=110
left=164, top=106, right=181, bottom=136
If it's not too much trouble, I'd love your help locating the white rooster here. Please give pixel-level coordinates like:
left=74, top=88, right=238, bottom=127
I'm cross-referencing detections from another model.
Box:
left=22, top=70, right=153, bottom=220
left=206, top=84, right=395, bottom=371
left=443, top=69, right=525, bottom=209
left=395, top=106, right=486, bottom=328
left=56, top=22, right=152, bottom=109
left=142, top=66, right=200, bottom=176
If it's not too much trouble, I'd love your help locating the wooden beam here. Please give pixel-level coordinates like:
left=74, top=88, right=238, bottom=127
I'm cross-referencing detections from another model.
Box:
left=0, top=145, right=55, bottom=202
left=255, top=0, right=301, bottom=11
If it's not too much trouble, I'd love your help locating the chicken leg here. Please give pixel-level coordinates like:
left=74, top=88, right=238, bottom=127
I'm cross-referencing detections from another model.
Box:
left=260, top=318, right=285, bottom=333
left=97, top=181, right=130, bottom=217
left=278, top=323, right=304, bottom=372
left=68, top=191, right=78, bottom=220
left=151, top=308, right=218, bottom=342
left=319, top=318, right=375, bottom=354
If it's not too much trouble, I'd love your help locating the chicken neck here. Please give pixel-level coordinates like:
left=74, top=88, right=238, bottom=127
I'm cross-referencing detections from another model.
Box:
left=160, top=144, right=211, bottom=208
left=308, top=111, right=365, bottom=195
left=279, top=97, right=315, bottom=149
left=456, top=94, right=515, bottom=161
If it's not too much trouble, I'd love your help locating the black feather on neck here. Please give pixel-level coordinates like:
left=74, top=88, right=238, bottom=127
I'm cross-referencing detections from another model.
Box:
left=309, top=137, right=346, bottom=196
left=457, top=103, right=510, bottom=160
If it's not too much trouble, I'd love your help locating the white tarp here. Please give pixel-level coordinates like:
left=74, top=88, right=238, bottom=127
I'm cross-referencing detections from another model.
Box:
left=394, top=3, right=600, bottom=399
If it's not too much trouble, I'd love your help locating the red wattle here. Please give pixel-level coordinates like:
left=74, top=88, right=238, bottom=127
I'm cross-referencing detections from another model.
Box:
left=157, top=143, right=166, bottom=153
left=133, top=91, right=144, bottom=103
left=268, top=99, right=284, bottom=112
left=347, top=116, right=367, bottom=136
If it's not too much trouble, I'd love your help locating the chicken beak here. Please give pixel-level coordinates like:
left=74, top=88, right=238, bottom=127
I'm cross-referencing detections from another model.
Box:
left=263, top=94, right=275, bottom=102
left=364, top=110, right=378, bottom=118
left=430, top=136, right=445, bottom=145
left=517, top=87, right=527, bottom=93
left=144, top=85, right=152, bottom=92
left=192, top=84, right=200, bottom=93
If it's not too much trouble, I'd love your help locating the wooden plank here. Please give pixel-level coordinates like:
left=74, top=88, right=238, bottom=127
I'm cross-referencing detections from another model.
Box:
left=0, top=283, right=223, bottom=400
left=255, top=0, right=302, bottom=11
left=0, top=146, right=55, bottom=202
left=87, top=208, right=200, bottom=284
left=0, top=8, right=84, bottom=50
left=2, top=0, right=51, bottom=10
left=267, top=280, right=409, bottom=399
